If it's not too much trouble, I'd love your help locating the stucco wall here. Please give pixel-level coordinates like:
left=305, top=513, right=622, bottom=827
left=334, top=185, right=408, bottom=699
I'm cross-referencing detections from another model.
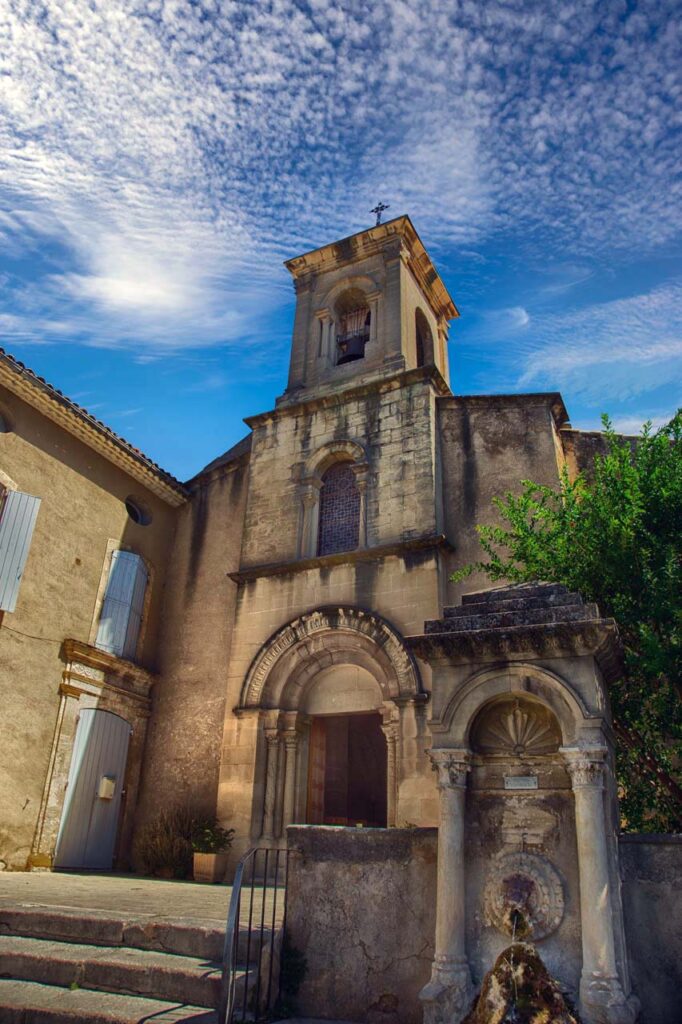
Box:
left=0, top=386, right=177, bottom=870
left=620, top=835, right=682, bottom=1024
left=285, top=825, right=437, bottom=1024
left=133, top=453, right=249, bottom=840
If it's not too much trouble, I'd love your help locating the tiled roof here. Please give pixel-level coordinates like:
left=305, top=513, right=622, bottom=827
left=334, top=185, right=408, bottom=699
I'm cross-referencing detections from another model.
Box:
left=0, top=347, right=188, bottom=504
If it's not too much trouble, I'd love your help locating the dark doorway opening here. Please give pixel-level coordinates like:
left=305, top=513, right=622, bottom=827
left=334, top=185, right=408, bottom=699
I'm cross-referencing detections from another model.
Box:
left=307, top=712, right=387, bottom=827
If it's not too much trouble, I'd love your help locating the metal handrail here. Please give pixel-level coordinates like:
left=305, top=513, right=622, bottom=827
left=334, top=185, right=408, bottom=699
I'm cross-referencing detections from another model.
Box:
left=220, top=846, right=289, bottom=1024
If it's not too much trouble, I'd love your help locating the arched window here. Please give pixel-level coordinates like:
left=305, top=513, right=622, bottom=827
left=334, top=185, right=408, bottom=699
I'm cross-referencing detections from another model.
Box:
left=415, top=308, right=434, bottom=368
left=317, top=462, right=360, bottom=556
left=335, top=288, right=370, bottom=365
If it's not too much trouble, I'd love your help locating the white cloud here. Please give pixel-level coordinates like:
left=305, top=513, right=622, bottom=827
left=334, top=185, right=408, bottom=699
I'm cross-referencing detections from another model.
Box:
left=0, top=1, right=679, bottom=353
left=515, top=282, right=682, bottom=401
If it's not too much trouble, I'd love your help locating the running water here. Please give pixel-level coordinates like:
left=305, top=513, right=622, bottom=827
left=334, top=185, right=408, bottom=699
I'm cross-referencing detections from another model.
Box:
left=461, top=910, right=579, bottom=1024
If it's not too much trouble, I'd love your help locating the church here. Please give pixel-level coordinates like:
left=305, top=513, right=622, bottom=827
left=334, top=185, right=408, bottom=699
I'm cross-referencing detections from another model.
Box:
left=0, top=214, right=606, bottom=872
left=0, top=215, right=654, bottom=1023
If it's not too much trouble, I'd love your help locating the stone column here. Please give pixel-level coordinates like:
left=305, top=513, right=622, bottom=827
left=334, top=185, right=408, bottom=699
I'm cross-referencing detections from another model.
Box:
left=565, top=751, right=638, bottom=1024
left=298, top=478, right=321, bottom=558
left=420, top=749, right=474, bottom=1024
left=381, top=722, right=399, bottom=827
left=261, top=730, right=280, bottom=841
left=352, top=465, right=369, bottom=548
left=281, top=731, right=299, bottom=832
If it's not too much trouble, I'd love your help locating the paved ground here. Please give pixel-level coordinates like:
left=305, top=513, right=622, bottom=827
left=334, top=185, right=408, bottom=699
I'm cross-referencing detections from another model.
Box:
left=0, top=871, right=233, bottom=922
left=0, top=870, right=285, bottom=929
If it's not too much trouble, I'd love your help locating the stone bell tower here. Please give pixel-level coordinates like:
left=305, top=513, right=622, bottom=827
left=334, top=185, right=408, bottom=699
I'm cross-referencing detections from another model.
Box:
left=279, top=215, right=458, bottom=405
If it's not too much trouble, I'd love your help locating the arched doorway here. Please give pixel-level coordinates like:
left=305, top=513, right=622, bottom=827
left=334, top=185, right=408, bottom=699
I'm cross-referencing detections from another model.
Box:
left=303, top=665, right=387, bottom=827
left=239, top=607, right=424, bottom=840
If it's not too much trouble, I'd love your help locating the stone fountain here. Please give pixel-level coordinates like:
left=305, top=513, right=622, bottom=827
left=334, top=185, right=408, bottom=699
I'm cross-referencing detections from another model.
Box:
left=407, top=583, right=640, bottom=1024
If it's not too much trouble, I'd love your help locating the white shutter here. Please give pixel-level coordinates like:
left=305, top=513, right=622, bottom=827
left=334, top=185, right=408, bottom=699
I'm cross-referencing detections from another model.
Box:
left=0, top=490, right=41, bottom=612
left=95, top=551, right=147, bottom=659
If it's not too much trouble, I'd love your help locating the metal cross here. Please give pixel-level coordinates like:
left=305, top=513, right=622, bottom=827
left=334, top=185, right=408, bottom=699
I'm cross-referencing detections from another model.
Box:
left=371, top=202, right=390, bottom=226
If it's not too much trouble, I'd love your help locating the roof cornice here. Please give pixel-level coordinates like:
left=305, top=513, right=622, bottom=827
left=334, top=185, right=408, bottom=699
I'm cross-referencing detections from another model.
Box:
left=284, top=215, right=458, bottom=322
left=0, top=349, right=188, bottom=506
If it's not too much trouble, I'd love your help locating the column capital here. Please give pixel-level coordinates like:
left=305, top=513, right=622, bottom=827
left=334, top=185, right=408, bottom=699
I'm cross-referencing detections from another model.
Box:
left=429, top=749, right=471, bottom=790
left=283, top=730, right=300, bottom=749
left=265, top=729, right=281, bottom=748
left=562, top=747, right=607, bottom=788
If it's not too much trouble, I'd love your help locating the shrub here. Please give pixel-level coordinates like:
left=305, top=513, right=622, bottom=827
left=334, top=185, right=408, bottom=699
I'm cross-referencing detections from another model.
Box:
left=133, top=804, right=196, bottom=878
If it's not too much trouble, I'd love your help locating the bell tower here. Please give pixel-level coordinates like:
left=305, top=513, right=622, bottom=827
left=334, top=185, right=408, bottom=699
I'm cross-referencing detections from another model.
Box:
left=279, top=215, right=458, bottom=405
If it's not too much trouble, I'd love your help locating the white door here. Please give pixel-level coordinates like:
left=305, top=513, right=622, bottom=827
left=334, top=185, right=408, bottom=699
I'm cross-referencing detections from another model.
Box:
left=54, top=709, right=131, bottom=870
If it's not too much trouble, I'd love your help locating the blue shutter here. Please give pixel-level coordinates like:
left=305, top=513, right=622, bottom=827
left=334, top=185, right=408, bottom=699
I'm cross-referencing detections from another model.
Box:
left=0, top=490, right=41, bottom=612
left=122, top=556, right=148, bottom=659
left=95, top=551, right=147, bottom=659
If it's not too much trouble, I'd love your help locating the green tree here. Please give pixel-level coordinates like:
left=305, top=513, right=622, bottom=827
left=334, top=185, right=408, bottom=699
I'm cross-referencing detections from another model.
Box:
left=452, top=412, right=682, bottom=832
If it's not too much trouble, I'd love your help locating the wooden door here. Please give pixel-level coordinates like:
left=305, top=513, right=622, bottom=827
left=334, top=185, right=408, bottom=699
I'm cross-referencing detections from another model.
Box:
left=54, top=709, right=131, bottom=870
left=306, top=718, right=326, bottom=824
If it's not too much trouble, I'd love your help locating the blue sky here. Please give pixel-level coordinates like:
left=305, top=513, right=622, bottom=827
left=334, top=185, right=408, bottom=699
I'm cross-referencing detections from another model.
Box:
left=1, top=0, right=680, bottom=480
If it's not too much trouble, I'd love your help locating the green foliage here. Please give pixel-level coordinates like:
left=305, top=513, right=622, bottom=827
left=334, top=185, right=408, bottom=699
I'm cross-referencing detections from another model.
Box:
left=134, top=805, right=234, bottom=876
left=452, top=412, right=682, bottom=832
left=190, top=818, right=235, bottom=854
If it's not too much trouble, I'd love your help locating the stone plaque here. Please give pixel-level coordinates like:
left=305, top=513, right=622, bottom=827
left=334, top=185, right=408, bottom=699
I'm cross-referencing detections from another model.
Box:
left=504, top=775, right=538, bottom=790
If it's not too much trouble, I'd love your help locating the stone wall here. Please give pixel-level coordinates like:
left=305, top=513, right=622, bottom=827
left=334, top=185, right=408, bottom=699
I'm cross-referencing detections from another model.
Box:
left=284, top=828, right=682, bottom=1024
left=285, top=825, right=437, bottom=1024
left=438, top=393, right=567, bottom=605
left=620, top=835, right=682, bottom=1024
left=133, top=449, right=250, bottom=844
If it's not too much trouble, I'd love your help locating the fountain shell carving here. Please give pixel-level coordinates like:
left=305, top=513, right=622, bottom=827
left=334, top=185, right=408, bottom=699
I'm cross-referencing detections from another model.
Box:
left=471, top=697, right=562, bottom=756
left=484, top=851, right=565, bottom=940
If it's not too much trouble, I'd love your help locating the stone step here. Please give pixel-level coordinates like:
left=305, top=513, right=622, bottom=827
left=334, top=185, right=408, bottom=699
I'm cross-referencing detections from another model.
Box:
left=0, top=904, right=269, bottom=963
left=461, top=583, right=569, bottom=605
left=0, top=977, right=218, bottom=1023
left=444, top=592, right=581, bottom=616
left=425, top=603, right=598, bottom=634
left=0, top=934, right=235, bottom=1008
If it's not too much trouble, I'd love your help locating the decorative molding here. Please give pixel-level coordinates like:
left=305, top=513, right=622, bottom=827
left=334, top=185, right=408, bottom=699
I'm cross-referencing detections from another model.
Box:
left=230, top=532, right=452, bottom=583
left=240, top=605, right=422, bottom=708
left=483, top=852, right=565, bottom=940
left=258, top=364, right=452, bottom=423
left=61, top=638, right=155, bottom=698
left=428, top=749, right=471, bottom=789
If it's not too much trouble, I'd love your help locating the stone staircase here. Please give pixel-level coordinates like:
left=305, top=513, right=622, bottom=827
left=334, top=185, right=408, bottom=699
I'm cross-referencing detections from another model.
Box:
left=0, top=903, right=260, bottom=1023
left=425, top=582, right=599, bottom=634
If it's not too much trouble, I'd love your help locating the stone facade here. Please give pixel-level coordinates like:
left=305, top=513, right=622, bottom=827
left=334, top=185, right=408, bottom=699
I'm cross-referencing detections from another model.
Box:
left=0, top=215, right=670, bottom=1022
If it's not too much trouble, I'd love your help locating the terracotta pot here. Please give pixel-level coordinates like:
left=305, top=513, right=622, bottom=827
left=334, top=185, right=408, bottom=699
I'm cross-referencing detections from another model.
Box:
left=193, top=851, right=229, bottom=883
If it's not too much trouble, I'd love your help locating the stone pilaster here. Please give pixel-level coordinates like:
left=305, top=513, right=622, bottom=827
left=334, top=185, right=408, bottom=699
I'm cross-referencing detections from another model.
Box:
left=565, top=750, right=638, bottom=1024
left=261, top=730, right=280, bottom=840
left=420, top=749, right=474, bottom=1024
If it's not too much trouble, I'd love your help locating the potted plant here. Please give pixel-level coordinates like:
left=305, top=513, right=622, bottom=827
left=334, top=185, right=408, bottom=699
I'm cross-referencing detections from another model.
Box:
left=191, top=819, right=235, bottom=883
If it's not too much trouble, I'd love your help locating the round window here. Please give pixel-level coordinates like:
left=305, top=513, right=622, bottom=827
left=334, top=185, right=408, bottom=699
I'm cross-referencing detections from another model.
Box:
left=125, top=496, right=152, bottom=526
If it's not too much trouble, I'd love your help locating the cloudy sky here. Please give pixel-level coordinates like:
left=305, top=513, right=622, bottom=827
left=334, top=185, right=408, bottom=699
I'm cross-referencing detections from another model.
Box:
left=1, top=0, right=680, bottom=478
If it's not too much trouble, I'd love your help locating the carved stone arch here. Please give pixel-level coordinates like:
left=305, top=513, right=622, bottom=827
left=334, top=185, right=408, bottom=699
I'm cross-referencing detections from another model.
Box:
left=304, top=438, right=367, bottom=479
left=432, top=663, right=593, bottom=747
left=239, top=605, right=423, bottom=710
left=319, top=273, right=380, bottom=311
